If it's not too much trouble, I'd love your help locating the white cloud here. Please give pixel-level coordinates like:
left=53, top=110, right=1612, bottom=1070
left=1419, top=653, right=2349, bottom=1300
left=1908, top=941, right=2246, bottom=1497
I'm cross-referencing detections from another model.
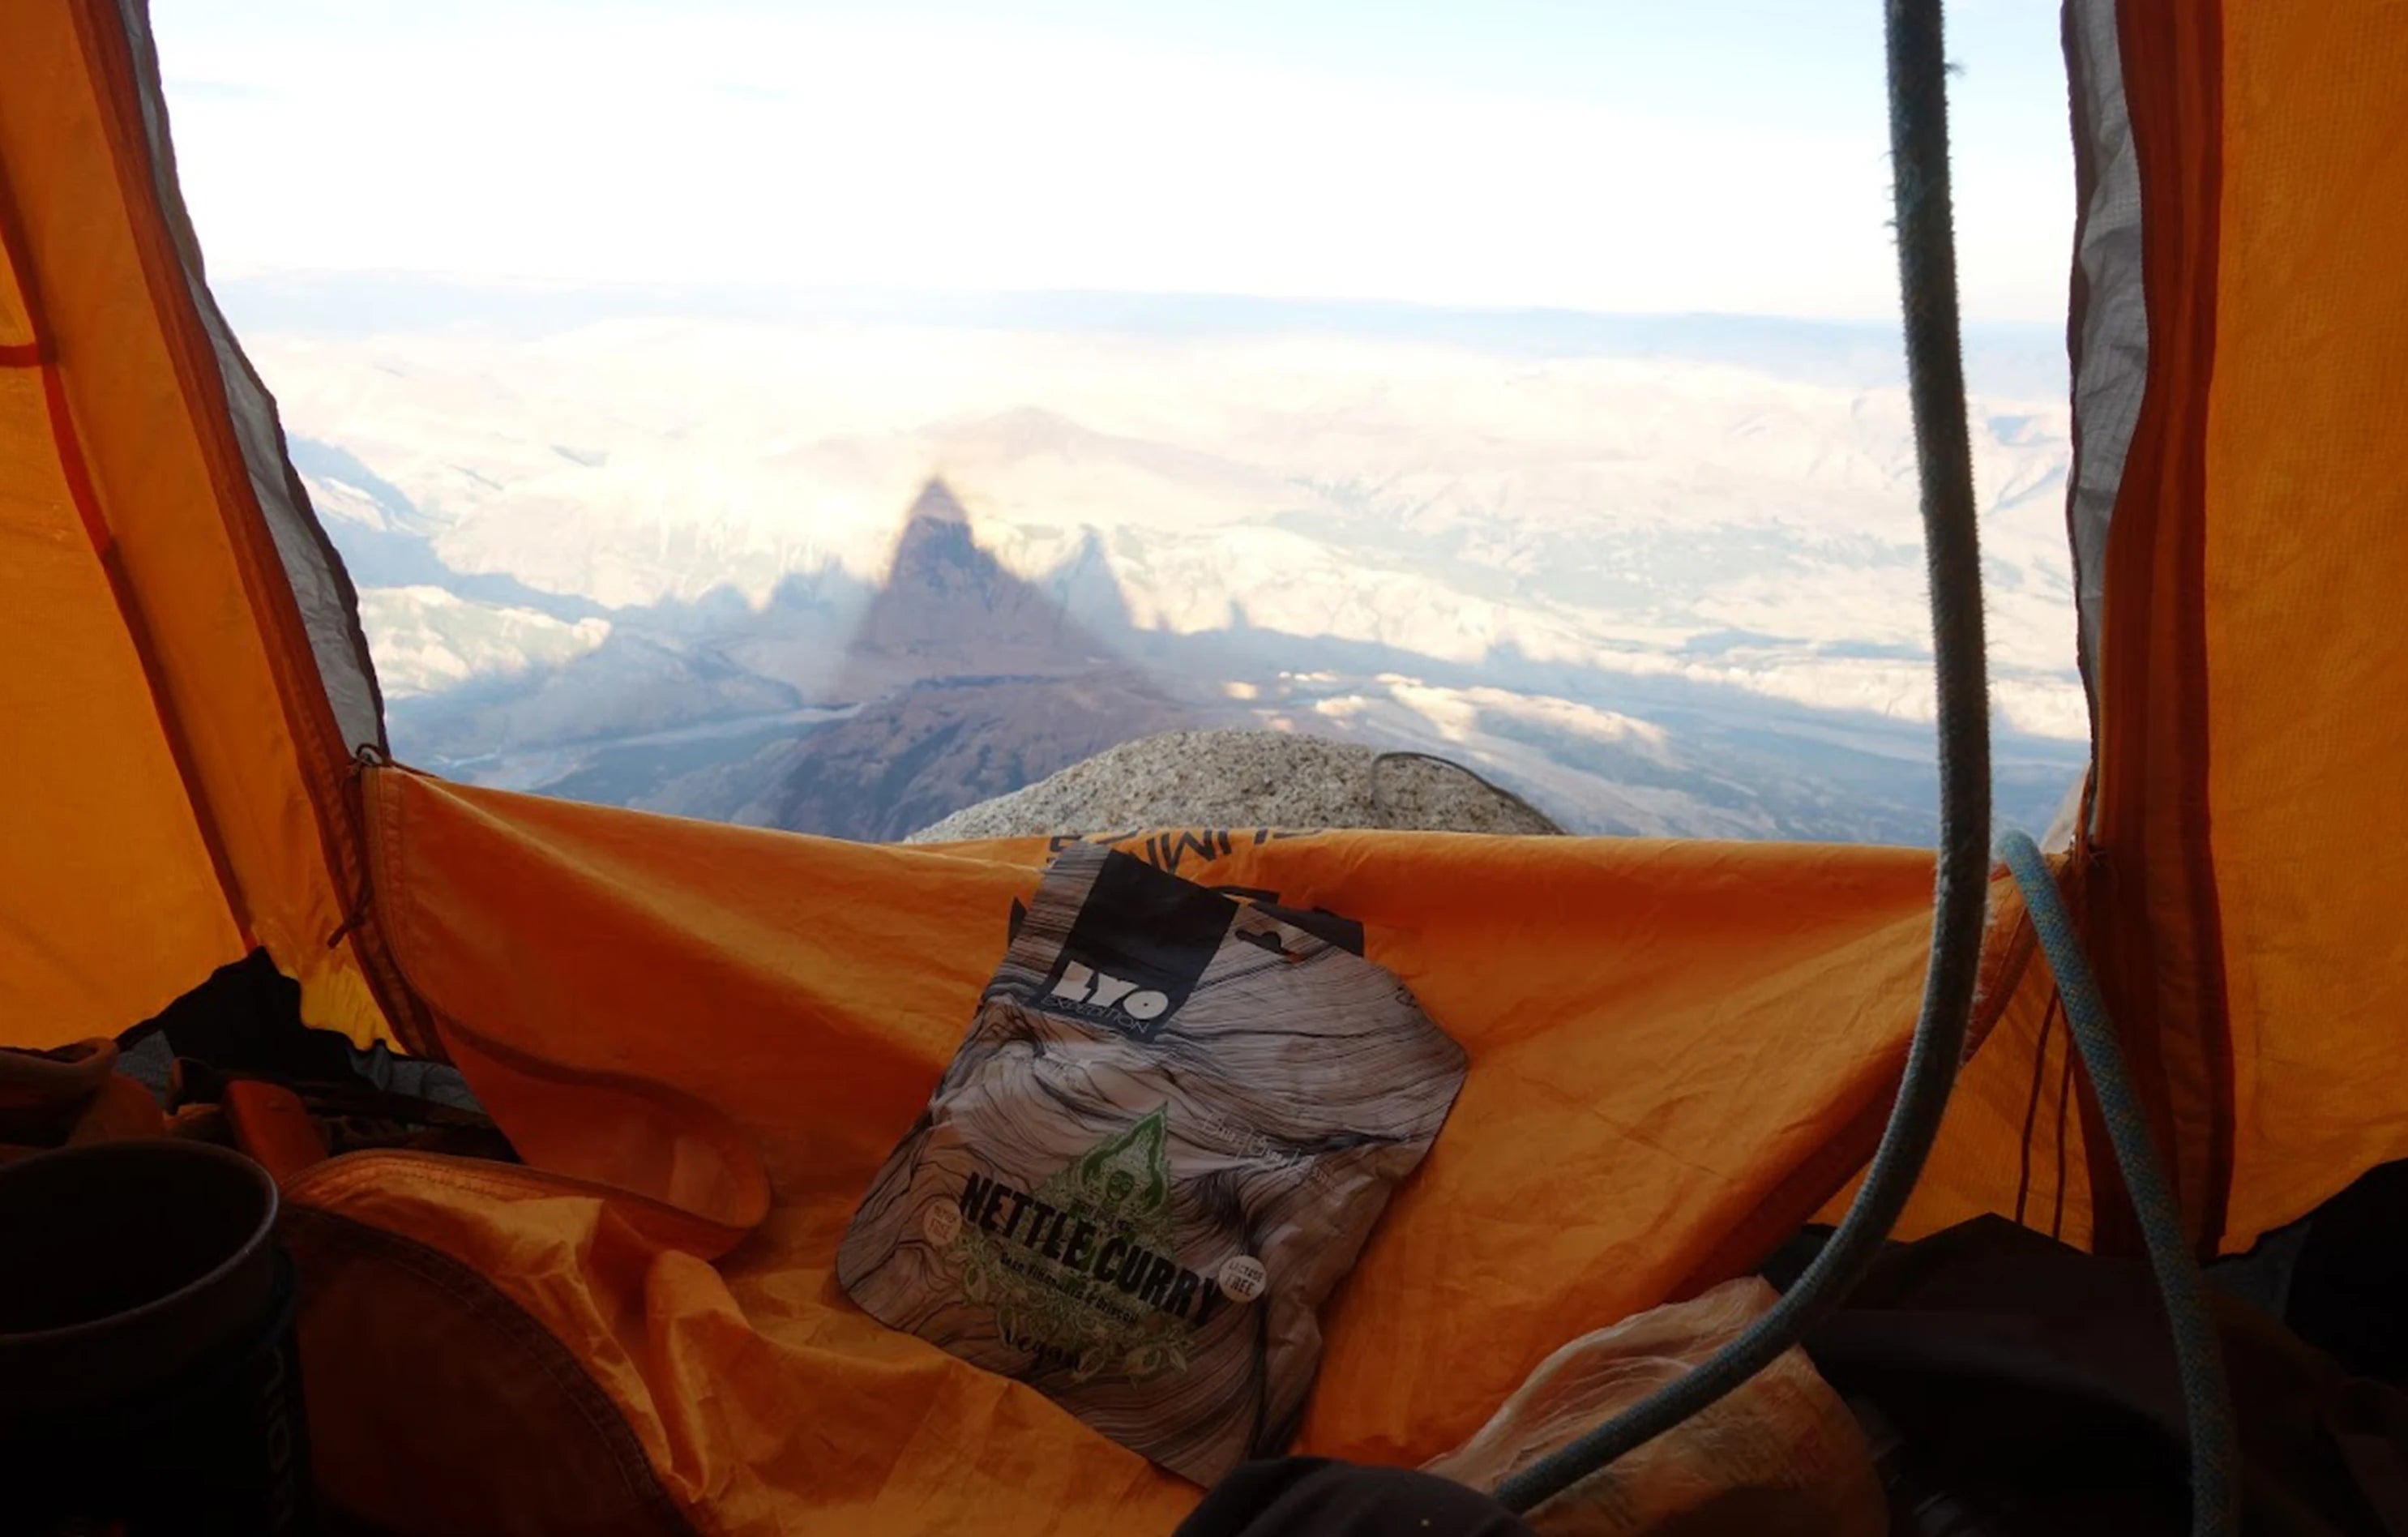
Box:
left=156, top=11, right=2067, bottom=320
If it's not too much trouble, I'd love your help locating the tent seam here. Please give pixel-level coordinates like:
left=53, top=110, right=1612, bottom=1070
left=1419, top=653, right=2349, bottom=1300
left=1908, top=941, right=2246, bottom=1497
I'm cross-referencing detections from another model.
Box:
left=70, top=0, right=429, bottom=1048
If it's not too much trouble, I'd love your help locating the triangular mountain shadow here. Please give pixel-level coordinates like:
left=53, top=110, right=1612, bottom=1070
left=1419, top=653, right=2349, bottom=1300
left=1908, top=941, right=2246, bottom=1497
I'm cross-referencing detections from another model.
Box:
left=756, top=477, right=1207, bottom=841
left=1041, top=526, right=1139, bottom=640
left=824, top=478, right=1116, bottom=702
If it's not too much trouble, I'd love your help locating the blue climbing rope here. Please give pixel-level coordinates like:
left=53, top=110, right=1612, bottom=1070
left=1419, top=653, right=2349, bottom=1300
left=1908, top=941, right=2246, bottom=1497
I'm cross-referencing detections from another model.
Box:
left=1999, top=828, right=2240, bottom=1537
left=1495, top=6, right=2236, bottom=1528
left=1496, top=0, right=1992, bottom=1511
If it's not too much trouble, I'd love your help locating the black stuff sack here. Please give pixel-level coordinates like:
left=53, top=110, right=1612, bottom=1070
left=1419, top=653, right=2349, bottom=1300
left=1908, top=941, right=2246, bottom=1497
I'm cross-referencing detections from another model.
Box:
left=836, top=841, right=1468, bottom=1484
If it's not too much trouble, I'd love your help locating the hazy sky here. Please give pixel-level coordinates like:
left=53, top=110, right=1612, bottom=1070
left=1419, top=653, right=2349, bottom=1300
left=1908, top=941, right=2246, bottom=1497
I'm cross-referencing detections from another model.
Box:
left=152, top=0, right=2072, bottom=323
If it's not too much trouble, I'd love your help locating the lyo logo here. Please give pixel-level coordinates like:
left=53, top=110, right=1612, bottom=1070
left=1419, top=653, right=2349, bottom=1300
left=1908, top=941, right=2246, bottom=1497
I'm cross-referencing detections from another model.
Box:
left=1049, top=961, right=1171, bottom=1023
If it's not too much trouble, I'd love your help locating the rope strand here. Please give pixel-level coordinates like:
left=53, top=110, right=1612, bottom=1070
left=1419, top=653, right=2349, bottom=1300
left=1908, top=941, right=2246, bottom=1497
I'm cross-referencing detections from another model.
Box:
left=1496, top=0, right=1991, bottom=1510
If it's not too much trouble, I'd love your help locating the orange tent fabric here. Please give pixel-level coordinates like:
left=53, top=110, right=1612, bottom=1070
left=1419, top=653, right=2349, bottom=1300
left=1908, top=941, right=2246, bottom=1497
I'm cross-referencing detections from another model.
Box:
left=5, top=0, right=2407, bottom=1530
left=1817, top=0, right=2408, bottom=1265
left=2195, top=2, right=2408, bottom=1252
left=0, top=0, right=406, bottom=1050
left=300, top=768, right=1965, bottom=1532
left=2059, top=0, right=2408, bottom=1257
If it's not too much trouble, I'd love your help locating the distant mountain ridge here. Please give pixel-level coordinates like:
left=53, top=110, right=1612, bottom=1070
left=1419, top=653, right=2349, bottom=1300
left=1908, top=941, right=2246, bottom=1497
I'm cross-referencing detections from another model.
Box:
left=267, top=299, right=2094, bottom=843
left=223, top=279, right=2072, bottom=398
